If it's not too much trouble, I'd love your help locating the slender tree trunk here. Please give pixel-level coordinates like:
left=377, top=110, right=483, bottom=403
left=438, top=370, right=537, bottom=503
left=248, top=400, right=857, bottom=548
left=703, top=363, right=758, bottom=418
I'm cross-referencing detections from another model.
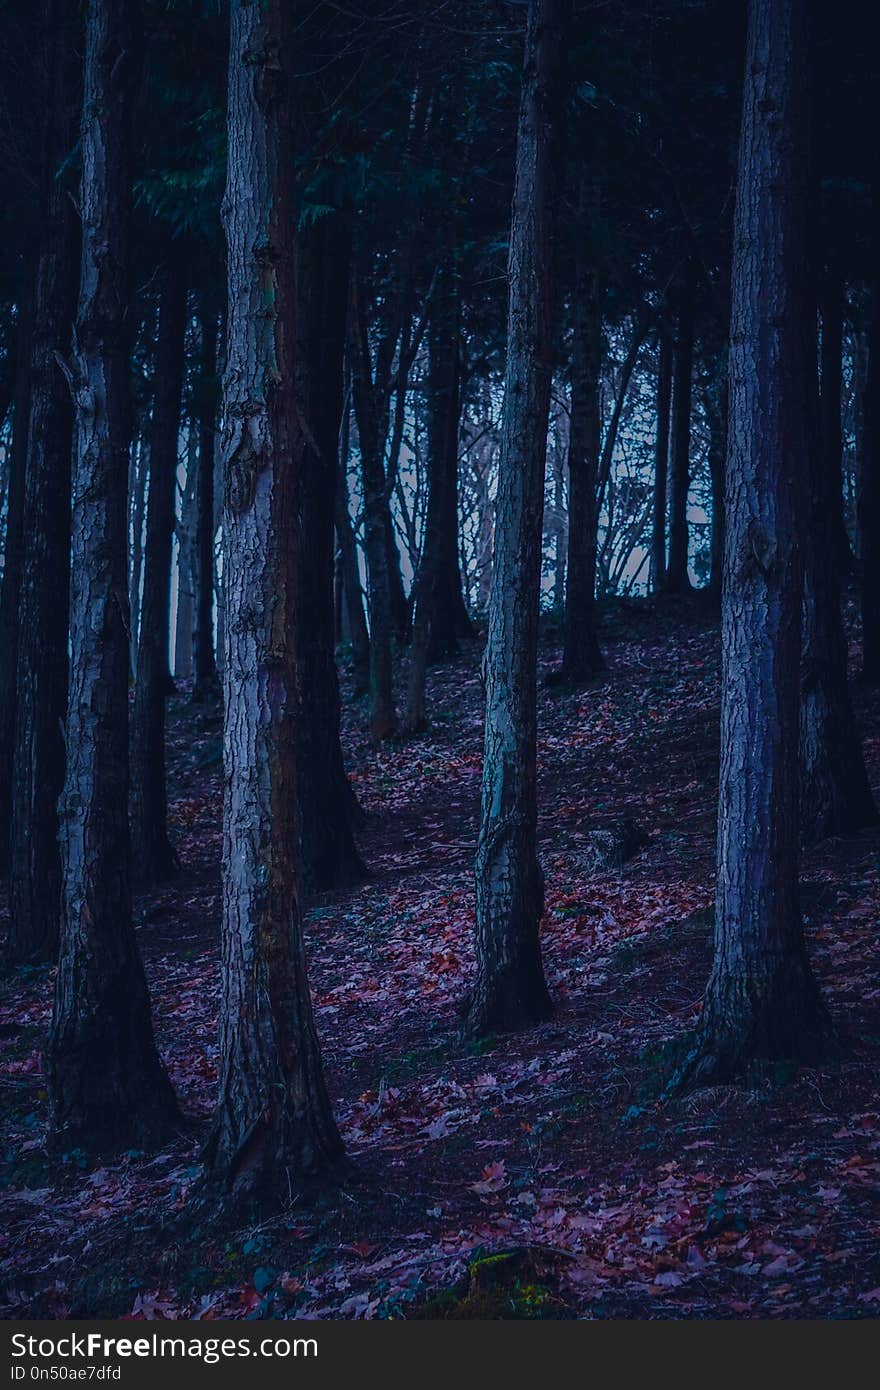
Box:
left=801, top=285, right=877, bottom=842
left=650, top=329, right=672, bottom=594
left=130, top=245, right=187, bottom=884
left=706, top=362, right=727, bottom=600
left=819, top=262, right=852, bottom=576
left=173, top=426, right=196, bottom=680
left=562, top=172, right=605, bottom=682
left=296, top=209, right=365, bottom=891
left=48, top=0, right=178, bottom=1151
left=405, top=259, right=466, bottom=731
left=860, top=187, right=880, bottom=683
left=335, top=400, right=370, bottom=695
left=9, top=0, right=79, bottom=961
left=191, top=312, right=220, bottom=702
left=679, top=0, right=832, bottom=1085
left=128, top=429, right=147, bottom=674
left=202, top=0, right=344, bottom=1206
left=350, top=277, right=397, bottom=740
left=0, top=282, right=33, bottom=877
left=665, top=258, right=696, bottom=594
left=466, top=0, right=570, bottom=1037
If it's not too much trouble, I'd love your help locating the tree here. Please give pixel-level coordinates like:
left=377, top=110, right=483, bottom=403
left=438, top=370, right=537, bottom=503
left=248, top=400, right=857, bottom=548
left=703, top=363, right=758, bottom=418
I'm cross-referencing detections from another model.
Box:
left=9, top=0, right=79, bottom=961
left=861, top=169, right=880, bottom=685
left=296, top=208, right=365, bottom=891
left=665, top=257, right=696, bottom=594
left=130, top=242, right=188, bottom=884
left=202, top=0, right=343, bottom=1206
left=466, top=0, right=570, bottom=1038
left=678, top=0, right=833, bottom=1084
left=649, top=329, right=672, bottom=594
left=47, top=0, right=178, bottom=1150
left=191, top=310, right=220, bottom=704
left=562, top=169, right=605, bottom=682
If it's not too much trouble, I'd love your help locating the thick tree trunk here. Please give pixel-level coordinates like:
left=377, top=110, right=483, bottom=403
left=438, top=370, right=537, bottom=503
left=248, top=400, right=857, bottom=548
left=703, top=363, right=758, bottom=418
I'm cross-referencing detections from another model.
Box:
left=466, top=0, right=570, bottom=1037
left=296, top=210, right=365, bottom=891
left=562, top=173, right=605, bottom=682
left=202, top=0, right=344, bottom=1206
left=680, top=0, right=832, bottom=1085
left=649, top=329, right=672, bottom=594
left=9, top=0, right=79, bottom=961
left=665, top=258, right=696, bottom=594
left=191, top=312, right=220, bottom=703
left=130, top=245, right=188, bottom=885
left=0, top=282, right=33, bottom=877
left=350, top=277, right=397, bottom=740
left=47, top=0, right=178, bottom=1152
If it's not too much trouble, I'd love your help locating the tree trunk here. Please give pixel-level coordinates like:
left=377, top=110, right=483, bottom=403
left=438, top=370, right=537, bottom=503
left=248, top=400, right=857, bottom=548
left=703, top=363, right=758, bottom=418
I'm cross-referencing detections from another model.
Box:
left=680, top=0, right=832, bottom=1085
left=9, top=0, right=79, bottom=961
left=48, top=0, right=178, bottom=1152
left=349, top=276, right=397, bottom=740
left=335, top=398, right=370, bottom=695
left=130, top=244, right=188, bottom=885
left=819, top=262, right=852, bottom=576
left=466, top=0, right=570, bottom=1037
left=405, top=259, right=466, bottom=731
left=706, top=360, right=727, bottom=600
left=562, top=171, right=605, bottom=682
left=173, top=425, right=196, bottom=680
left=860, top=185, right=880, bottom=684
left=128, top=429, right=147, bottom=675
left=0, top=279, right=33, bottom=878
left=191, top=311, right=220, bottom=702
left=649, top=329, right=672, bottom=594
left=202, top=0, right=344, bottom=1207
left=665, top=258, right=696, bottom=594
left=296, top=209, right=365, bottom=891
left=800, top=284, right=876, bottom=842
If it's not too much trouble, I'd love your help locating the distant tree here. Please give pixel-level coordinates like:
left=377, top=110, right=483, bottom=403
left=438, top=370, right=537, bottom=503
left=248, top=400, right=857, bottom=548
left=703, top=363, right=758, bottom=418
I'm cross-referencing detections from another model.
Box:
left=665, top=257, right=696, bottom=594
left=130, top=241, right=187, bottom=885
left=649, top=327, right=672, bottom=593
left=678, top=0, right=833, bottom=1084
left=202, top=0, right=344, bottom=1205
left=466, top=0, right=570, bottom=1037
left=48, top=0, right=178, bottom=1149
left=191, top=310, right=220, bottom=704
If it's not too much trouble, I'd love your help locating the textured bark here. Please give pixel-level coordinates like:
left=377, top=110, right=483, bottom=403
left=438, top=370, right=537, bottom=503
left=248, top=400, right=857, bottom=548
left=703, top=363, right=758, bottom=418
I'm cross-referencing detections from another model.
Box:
left=861, top=193, right=880, bottom=684
left=466, top=0, right=570, bottom=1037
left=665, top=259, right=696, bottom=594
left=0, top=282, right=33, bottom=878
left=191, top=312, right=220, bottom=702
left=562, top=173, right=605, bottom=682
left=130, top=246, right=188, bottom=885
left=349, top=277, right=397, bottom=740
left=202, top=0, right=344, bottom=1206
left=649, top=330, right=672, bottom=594
left=47, top=0, right=178, bottom=1151
left=800, top=289, right=876, bottom=843
left=9, top=0, right=79, bottom=961
left=296, top=210, right=365, bottom=891
left=680, top=0, right=832, bottom=1084
left=405, top=259, right=468, bottom=731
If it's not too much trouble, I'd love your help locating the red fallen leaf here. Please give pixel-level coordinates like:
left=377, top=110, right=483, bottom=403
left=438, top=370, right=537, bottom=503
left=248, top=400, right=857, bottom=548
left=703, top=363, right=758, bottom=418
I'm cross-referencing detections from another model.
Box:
left=470, top=1160, right=507, bottom=1195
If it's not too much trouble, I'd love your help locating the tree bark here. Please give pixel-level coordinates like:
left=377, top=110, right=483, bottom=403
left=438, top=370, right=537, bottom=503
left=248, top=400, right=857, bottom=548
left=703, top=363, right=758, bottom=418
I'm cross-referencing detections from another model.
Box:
left=296, top=209, right=365, bottom=891
left=466, top=0, right=570, bottom=1037
left=202, top=0, right=344, bottom=1207
left=335, top=394, right=370, bottom=694
left=705, top=359, right=727, bottom=600
left=0, top=280, right=33, bottom=878
left=191, top=312, right=220, bottom=702
left=47, top=0, right=178, bottom=1152
left=562, top=171, right=605, bottom=682
left=649, top=329, right=672, bottom=594
left=9, top=0, right=79, bottom=961
left=349, top=275, right=397, bottom=740
left=679, top=0, right=832, bottom=1085
left=819, top=262, right=852, bottom=576
left=665, top=258, right=696, bottom=594
left=130, top=244, right=188, bottom=885
left=860, top=184, right=880, bottom=684
left=405, top=258, right=468, bottom=731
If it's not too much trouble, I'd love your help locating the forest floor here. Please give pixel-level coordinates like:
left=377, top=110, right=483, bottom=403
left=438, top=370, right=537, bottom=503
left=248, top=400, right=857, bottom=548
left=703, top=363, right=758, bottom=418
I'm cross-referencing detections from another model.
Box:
left=2, top=599, right=880, bottom=1320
